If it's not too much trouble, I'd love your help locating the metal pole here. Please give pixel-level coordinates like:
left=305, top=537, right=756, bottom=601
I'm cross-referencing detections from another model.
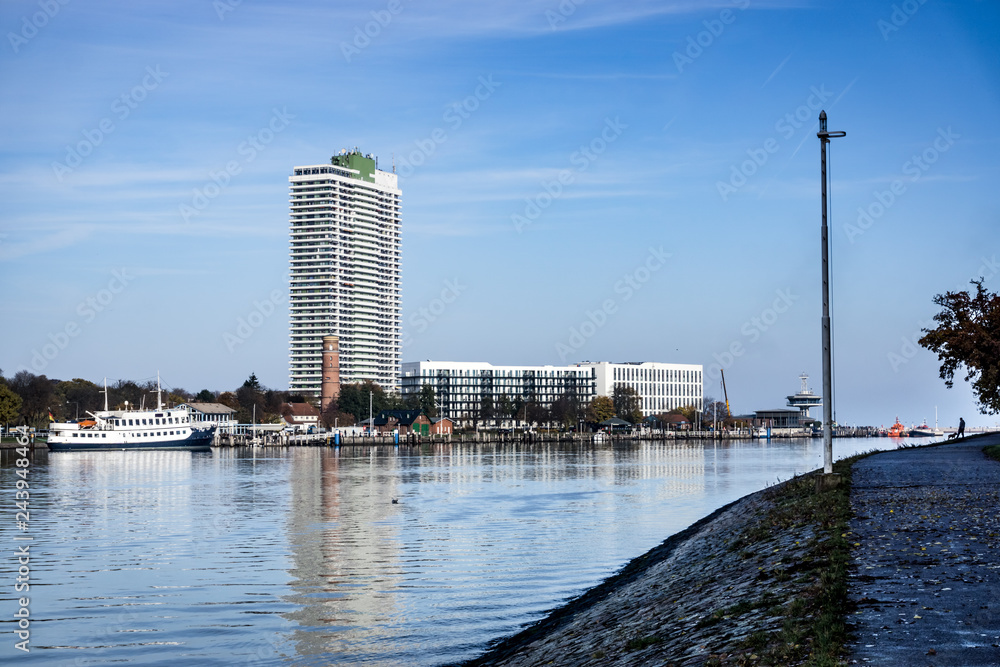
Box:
left=818, top=110, right=845, bottom=475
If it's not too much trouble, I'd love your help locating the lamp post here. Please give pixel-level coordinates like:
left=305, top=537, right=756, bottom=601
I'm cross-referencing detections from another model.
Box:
left=66, top=400, right=78, bottom=421
left=818, top=110, right=846, bottom=475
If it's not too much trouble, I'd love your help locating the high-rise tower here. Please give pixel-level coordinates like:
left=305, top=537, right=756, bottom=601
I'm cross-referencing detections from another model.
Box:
left=288, top=149, right=401, bottom=397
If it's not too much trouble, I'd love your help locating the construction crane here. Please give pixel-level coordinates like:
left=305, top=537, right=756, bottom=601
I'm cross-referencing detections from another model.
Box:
left=720, top=369, right=731, bottom=418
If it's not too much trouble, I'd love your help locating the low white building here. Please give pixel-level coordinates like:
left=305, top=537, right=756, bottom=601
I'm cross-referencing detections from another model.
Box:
left=573, top=361, right=704, bottom=417
left=400, top=361, right=596, bottom=423
left=176, top=402, right=238, bottom=434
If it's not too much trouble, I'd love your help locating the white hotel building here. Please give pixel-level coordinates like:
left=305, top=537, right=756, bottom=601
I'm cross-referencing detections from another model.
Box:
left=574, top=361, right=704, bottom=417
left=288, top=150, right=402, bottom=396
left=400, top=361, right=596, bottom=422
left=401, top=360, right=703, bottom=422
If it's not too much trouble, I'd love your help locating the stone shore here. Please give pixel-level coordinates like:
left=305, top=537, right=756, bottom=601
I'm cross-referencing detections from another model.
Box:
left=458, top=436, right=1000, bottom=666
left=459, top=472, right=834, bottom=666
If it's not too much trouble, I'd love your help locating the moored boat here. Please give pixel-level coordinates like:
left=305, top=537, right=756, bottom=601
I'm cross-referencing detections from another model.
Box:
left=47, top=377, right=215, bottom=452
left=887, top=417, right=907, bottom=438
left=909, top=420, right=944, bottom=437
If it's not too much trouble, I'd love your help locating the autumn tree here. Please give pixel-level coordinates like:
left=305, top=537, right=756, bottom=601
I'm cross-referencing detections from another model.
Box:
left=919, top=278, right=1000, bottom=414
left=319, top=398, right=356, bottom=429
left=586, top=395, right=615, bottom=423
left=703, top=398, right=731, bottom=425
left=675, top=403, right=699, bottom=424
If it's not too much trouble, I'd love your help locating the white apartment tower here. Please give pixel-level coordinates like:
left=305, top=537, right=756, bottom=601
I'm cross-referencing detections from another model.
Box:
left=289, top=149, right=402, bottom=396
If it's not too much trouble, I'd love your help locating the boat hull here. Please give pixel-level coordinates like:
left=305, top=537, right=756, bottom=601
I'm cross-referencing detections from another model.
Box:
left=47, top=431, right=214, bottom=452
left=48, top=428, right=215, bottom=452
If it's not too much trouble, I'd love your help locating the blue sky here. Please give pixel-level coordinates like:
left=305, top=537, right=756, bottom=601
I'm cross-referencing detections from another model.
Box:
left=1, top=0, right=997, bottom=427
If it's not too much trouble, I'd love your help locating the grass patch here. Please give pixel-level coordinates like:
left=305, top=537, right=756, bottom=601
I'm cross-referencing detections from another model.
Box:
left=726, top=454, right=866, bottom=666
left=625, top=634, right=662, bottom=651
left=984, top=444, right=1000, bottom=462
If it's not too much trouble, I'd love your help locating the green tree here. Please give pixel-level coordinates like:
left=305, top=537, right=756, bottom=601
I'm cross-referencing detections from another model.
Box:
left=586, top=395, right=615, bottom=423
left=195, top=389, right=215, bottom=402
left=109, top=379, right=144, bottom=411
left=919, top=278, right=1000, bottom=414
left=479, top=394, right=495, bottom=425
left=498, top=393, right=513, bottom=422
left=55, top=378, right=103, bottom=419
left=9, top=371, right=55, bottom=428
left=384, top=390, right=406, bottom=411
left=243, top=372, right=263, bottom=393
left=612, top=385, right=643, bottom=423
left=524, top=401, right=548, bottom=427
left=512, top=396, right=525, bottom=423
left=550, top=392, right=581, bottom=428
left=0, top=384, right=22, bottom=426
left=338, top=381, right=388, bottom=422
left=235, top=373, right=281, bottom=423
left=417, top=384, right=437, bottom=418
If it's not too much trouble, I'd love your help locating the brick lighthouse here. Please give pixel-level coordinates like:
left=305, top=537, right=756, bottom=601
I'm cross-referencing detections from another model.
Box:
left=320, top=335, right=341, bottom=414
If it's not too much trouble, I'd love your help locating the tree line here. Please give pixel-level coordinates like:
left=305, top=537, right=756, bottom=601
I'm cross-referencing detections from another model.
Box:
left=0, top=369, right=726, bottom=432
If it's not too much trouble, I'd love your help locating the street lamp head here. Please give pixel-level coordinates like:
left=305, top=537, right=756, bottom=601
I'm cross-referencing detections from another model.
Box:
left=817, top=110, right=846, bottom=140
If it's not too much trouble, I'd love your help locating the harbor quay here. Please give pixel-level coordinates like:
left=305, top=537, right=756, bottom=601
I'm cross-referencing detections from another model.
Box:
left=455, top=433, right=1000, bottom=666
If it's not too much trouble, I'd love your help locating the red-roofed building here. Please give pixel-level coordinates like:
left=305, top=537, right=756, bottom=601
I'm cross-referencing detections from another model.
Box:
left=281, top=402, right=320, bottom=431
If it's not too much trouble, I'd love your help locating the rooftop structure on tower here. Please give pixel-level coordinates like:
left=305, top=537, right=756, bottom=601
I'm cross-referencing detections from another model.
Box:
left=786, top=373, right=822, bottom=425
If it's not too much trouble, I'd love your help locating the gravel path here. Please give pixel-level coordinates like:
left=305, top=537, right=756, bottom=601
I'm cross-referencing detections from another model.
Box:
left=847, top=435, right=1000, bottom=666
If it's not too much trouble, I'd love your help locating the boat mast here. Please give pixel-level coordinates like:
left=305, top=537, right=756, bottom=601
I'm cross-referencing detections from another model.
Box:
left=157, top=371, right=163, bottom=410
left=103, top=377, right=109, bottom=412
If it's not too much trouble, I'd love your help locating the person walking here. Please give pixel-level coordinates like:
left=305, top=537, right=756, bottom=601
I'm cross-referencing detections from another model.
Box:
left=958, top=417, right=966, bottom=438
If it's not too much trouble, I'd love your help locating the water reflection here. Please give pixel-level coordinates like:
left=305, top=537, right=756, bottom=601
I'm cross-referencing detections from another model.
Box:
left=0, top=437, right=915, bottom=666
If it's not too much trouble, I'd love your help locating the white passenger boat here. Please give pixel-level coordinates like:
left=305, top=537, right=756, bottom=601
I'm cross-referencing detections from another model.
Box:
left=47, top=378, right=215, bottom=452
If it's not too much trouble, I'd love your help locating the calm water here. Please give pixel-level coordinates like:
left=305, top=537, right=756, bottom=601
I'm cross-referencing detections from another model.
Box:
left=0, top=436, right=928, bottom=666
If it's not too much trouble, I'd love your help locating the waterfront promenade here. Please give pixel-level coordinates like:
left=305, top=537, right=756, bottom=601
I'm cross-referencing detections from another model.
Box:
left=847, top=434, right=1000, bottom=665
left=459, top=435, right=1000, bottom=666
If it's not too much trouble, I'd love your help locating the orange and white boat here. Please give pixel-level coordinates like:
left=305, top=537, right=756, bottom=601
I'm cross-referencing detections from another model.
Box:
left=887, top=417, right=907, bottom=438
